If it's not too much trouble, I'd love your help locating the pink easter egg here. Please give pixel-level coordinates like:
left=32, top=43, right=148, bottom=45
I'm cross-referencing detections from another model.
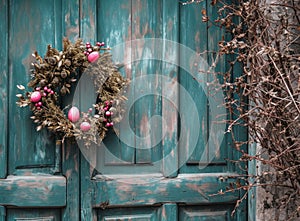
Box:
left=30, top=91, right=42, bottom=103
left=80, top=122, right=91, bottom=132
left=68, top=107, right=80, bottom=123
left=87, top=51, right=100, bottom=63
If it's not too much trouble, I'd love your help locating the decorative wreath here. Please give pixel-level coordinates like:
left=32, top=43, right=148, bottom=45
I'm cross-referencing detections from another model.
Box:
left=16, top=38, right=129, bottom=146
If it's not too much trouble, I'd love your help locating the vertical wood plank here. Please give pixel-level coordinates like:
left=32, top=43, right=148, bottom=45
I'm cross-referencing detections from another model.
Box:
left=52, top=140, right=62, bottom=174
left=179, top=0, right=208, bottom=168
left=62, top=0, right=80, bottom=39
left=231, top=8, right=248, bottom=219
left=8, top=0, right=58, bottom=174
left=80, top=0, right=97, bottom=220
left=161, top=204, right=177, bottom=221
left=231, top=10, right=248, bottom=174
left=132, top=0, right=163, bottom=164
left=207, top=0, right=229, bottom=165
left=97, top=0, right=135, bottom=164
left=61, top=0, right=80, bottom=220
left=62, top=141, right=80, bottom=220
left=0, top=206, right=5, bottom=221
left=80, top=0, right=97, bottom=41
left=0, top=0, right=8, bottom=178
left=54, top=0, right=62, bottom=49
left=162, top=0, right=179, bottom=177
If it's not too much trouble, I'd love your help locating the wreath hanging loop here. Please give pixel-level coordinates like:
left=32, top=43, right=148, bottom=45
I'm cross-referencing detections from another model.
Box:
left=16, top=38, right=129, bottom=146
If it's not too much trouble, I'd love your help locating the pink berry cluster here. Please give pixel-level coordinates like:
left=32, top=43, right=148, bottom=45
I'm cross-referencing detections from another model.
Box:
left=102, top=100, right=114, bottom=127
left=30, top=86, right=55, bottom=110
left=83, top=41, right=105, bottom=56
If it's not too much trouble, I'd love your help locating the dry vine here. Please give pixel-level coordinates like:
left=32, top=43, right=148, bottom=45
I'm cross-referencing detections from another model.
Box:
left=202, top=0, right=300, bottom=219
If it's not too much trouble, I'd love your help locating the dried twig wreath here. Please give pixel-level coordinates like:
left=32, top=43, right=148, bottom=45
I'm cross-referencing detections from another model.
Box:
left=16, top=38, right=129, bottom=146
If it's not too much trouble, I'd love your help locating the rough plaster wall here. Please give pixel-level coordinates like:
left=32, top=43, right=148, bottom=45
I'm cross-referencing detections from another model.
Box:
left=254, top=0, right=300, bottom=220
left=255, top=147, right=300, bottom=221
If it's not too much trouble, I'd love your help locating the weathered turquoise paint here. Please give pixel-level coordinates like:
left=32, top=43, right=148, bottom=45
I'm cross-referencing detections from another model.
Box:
left=7, top=209, right=60, bottom=221
left=161, top=0, right=179, bottom=178
left=8, top=0, right=57, bottom=175
left=0, top=0, right=248, bottom=220
left=60, top=1, right=81, bottom=220
left=80, top=2, right=98, bottom=219
left=98, top=0, right=136, bottom=164
left=93, top=173, right=241, bottom=207
left=132, top=0, right=162, bottom=164
left=0, top=0, right=80, bottom=220
left=0, top=206, right=5, bottom=221
left=93, top=1, right=246, bottom=219
left=161, top=204, right=178, bottom=221
left=179, top=0, right=208, bottom=167
left=0, top=0, right=8, bottom=179
left=179, top=205, right=239, bottom=220
left=98, top=204, right=179, bottom=221
left=0, top=176, right=66, bottom=207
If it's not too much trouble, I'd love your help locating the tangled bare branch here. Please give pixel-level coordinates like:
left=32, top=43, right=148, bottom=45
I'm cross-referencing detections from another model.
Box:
left=208, top=0, right=299, bottom=219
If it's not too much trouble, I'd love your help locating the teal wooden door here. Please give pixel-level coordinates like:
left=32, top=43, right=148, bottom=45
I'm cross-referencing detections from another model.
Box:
left=0, top=0, right=247, bottom=220
left=0, top=0, right=79, bottom=220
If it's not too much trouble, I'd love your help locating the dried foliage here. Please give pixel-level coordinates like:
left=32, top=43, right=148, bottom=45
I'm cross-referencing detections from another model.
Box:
left=202, top=0, right=300, bottom=219
left=16, top=38, right=129, bottom=146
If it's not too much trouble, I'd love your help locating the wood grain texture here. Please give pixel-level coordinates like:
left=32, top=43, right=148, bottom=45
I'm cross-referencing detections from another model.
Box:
left=97, top=206, right=161, bottom=220
left=131, top=0, right=163, bottom=164
left=80, top=157, right=97, bottom=221
left=0, top=176, right=66, bottom=207
left=0, top=0, right=8, bottom=179
left=80, top=1, right=97, bottom=219
left=178, top=1, right=209, bottom=172
left=62, top=141, right=80, bottom=220
left=7, top=208, right=60, bottom=221
left=1, top=0, right=249, bottom=220
left=61, top=1, right=81, bottom=220
left=179, top=205, right=232, bottom=221
left=207, top=0, right=230, bottom=166
left=98, top=0, right=135, bottom=164
left=8, top=0, right=58, bottom=175
left=160, top=203, right=177, bottom=221
left=93, top=173, right=241, bottom=207
left=0, top=206, right=5, bottom=221
left=162, top=0, right=179, bottom=178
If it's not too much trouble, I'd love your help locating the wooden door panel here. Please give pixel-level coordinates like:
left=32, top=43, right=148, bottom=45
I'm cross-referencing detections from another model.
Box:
left=6, top=209, right=60, bottom=221
left=179, top=205, right=233, bottom=221
left=8, top=0, right=62, bottom=174
left=97, top=207, right=160, bottom=221
left=179, top=1, right=231, bottom=175
left=93, top=174, right=239, bottom=207
left=1, top=0, right=80, bottom=220
left=97, top=204, right=178, bottom=221
left=98, top=0, right=136, bottom=164
left=97, top=0, right=164, bottom=166
left=130, top=0, right=163, bottom=164
left=89, top=1, right=246, bottom=220
left=179, top=0, right=208, bottom=167
left=0, top=176, right=66, bottom=207
left=0, top=0, right=247, bottom=220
